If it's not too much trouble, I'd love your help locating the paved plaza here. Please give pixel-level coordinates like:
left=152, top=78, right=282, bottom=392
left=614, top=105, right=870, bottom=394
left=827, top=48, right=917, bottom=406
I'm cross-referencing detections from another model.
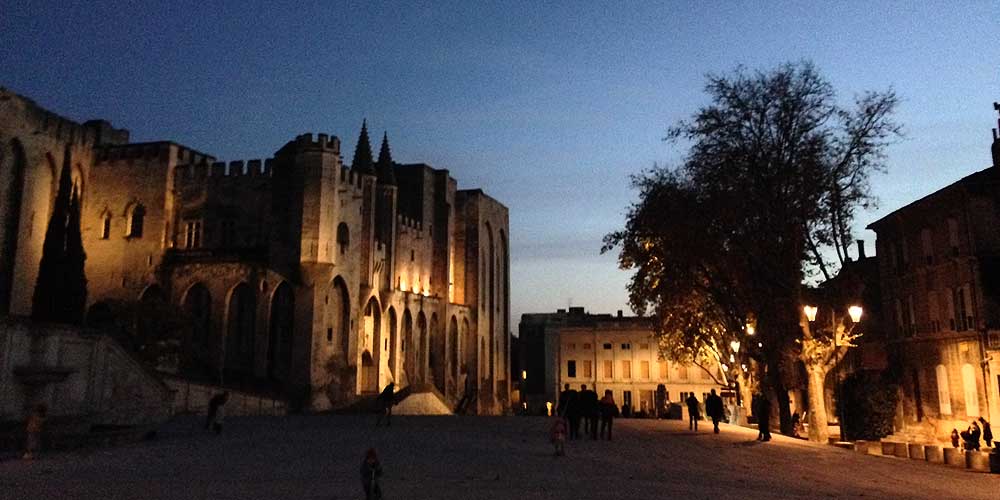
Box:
left=2, top=415, right=998, bottom=499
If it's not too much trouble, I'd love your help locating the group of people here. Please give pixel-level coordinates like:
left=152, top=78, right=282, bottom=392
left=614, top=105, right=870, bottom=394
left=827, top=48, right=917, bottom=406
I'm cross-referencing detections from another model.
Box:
left=549, top=384, right=620, bottom=454
left=956, top=417, right=993, bottom=451
left=684, top=390, right=726, bottom=434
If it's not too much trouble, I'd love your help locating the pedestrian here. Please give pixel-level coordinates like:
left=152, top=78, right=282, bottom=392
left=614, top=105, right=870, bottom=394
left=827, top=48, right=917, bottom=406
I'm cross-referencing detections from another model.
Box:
left=455, top=366, right=475, bottom=414
left=559, top=384, right=581, bottom=440
left=375, top=382, right=395, bottom=427
left=579, top=384, right=599, bottom=440
left=22, top=403, right=46, bottom=460
left=790, top=412, right=803, bottom=438
left=550, top=416, right=568, bottom=456
left=706, top=389, right=724, bottom=434
left=205, top=391, right=227, bottom=430
left=211, top=392, right=229, bottom=434
left=950, top=428, right=960, bottom=448
left=599, top=390, right=618, bottom=441
left=361, top=448, right=383, bottom=500
left=756, top=393, right=771, bottom=442
left=977, top=417, right=993, bottom=448
left=685, top=393, right=701, bottom=431
left=960, top=421, right=981, bottom=451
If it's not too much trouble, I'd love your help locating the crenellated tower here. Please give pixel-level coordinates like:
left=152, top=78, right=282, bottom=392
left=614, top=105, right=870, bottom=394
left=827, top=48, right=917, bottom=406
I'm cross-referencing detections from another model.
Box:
left=351, top=122, right=378, bottom=290
left=273, top=133, right=342, bottom=264
left=375, top=132, right=398, bottom=292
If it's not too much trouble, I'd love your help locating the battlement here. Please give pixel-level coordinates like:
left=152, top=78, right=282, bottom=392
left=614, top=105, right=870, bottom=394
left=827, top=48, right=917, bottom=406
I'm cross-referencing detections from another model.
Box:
left=94, top=141, right=214, bottom=166
left=174, top=158, right=275, bottom=186
left=0, top=87, right=130, bottom=146
left=288, top=133, right=342, bottom=154
left=396, top=213, right=424, bottom=232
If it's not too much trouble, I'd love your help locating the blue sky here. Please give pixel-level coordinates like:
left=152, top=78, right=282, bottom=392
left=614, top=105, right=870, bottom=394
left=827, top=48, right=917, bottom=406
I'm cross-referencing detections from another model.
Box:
left=3, top=1, right=999, bottom=326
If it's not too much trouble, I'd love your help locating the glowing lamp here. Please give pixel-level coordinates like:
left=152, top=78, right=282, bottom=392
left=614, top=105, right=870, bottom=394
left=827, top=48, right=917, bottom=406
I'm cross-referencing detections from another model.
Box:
left=848, top=306, right=863, bottom=323
left=803, top=305, right=819, bottom=322
left=521, top=370, right=527, bottom=380
left=746, top=324, right=755, bottom=336
left=730, top=340, right=741, bottom=353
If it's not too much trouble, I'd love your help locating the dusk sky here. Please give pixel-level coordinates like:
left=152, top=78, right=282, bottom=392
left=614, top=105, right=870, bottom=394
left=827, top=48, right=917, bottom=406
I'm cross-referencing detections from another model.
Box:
left=3, top=1, right=998, bottom=328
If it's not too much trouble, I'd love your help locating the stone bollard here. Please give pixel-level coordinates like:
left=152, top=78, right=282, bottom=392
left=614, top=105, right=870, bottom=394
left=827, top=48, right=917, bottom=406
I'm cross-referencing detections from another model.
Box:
left=854, top=440, right=869, bottom=454
left=881, top=441, right=896, bottom=456
left=893, top=442, right=910, bottom=458
left=990, top=450, right=1000, bottom=474
left=966, top=451, right=990, bottom=471
left=943, top=447, right=964, bottom=466
left=924, top=445, right=944, bottom=463
left=908, top=443, right=925, bottom=460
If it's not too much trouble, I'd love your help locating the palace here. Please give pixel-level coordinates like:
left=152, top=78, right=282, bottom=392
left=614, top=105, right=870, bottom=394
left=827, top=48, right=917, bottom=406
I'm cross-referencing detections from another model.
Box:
left=0, top=88, right=511, bottom=414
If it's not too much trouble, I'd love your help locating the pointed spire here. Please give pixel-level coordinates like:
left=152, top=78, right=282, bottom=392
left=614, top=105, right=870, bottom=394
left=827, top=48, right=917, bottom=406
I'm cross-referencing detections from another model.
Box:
left=376, top=131, right=396, bottom=186
left=351, top=119, right=375, bottom=175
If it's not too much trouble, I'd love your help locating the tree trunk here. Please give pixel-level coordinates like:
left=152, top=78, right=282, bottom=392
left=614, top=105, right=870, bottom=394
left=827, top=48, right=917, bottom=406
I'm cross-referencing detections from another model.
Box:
left=766, top=356, right=793, bottom=435
left=806, top=366, right=829, bottom=443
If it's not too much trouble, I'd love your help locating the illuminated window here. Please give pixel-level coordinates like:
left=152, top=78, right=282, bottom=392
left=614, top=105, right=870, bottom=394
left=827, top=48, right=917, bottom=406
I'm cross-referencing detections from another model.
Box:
left=603, top=360, right=613, bottom=378
left=640, top=360, right=650, bottom=379
left=622, top=360, right=631, bottom=379
left=935, top=364, right=952, bottom=415
left=658, top=361, right=668, bottom=379
left=639, top=343, right=649, bottom=350
left=962, top=363, right=979, bottom=417
left=582, top=360, right=592, bottom=378
left=184, top=220, right=202, bottom=249
left=677, top=364, right=688, bottom=380
left=100, top=211, right=112, bottom=239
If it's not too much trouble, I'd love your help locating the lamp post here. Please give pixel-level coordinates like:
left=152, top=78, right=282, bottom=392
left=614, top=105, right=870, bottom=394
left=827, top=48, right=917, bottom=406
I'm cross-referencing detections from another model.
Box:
left=803, top=304, right=862, bottom=442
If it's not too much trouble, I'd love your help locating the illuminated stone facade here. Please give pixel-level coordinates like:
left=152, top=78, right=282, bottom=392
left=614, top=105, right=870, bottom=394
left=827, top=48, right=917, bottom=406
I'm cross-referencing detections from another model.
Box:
left=519, top=307, right=721, bottom=415
left=0, top=88, right=510, bottom=414
left=866, top=124, right=1000, bottom=438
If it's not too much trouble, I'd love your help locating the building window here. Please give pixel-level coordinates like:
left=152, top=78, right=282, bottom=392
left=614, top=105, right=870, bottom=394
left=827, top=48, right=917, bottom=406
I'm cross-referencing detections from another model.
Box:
left=327, top=327, right=333, bottom=343
left=961, top=363, right=980, bottom=417
left=603, top=360, right=613, bottom=378
left=582, top=343, right=591, bottom=350
left=928, top=291, right=940, bottom=333
left=125, top=203, right=145, bottom=238
left=567, top=360, right=576, bottom=378
left=411, top=249, right=415, bottom=262
left=337, top=223, right=350, bottom=254
left=602, top=343, right=612, bottom=350
left=621, top=343, right=631, bottom=350
left=621, top=360, right=632, bottom=379
left=658, top=361, right=668, bottom=379
left=935, top=364, right=952, bottom=415
left=677, top=364, right=688, bottom=380
left=623, top=390, right=632, bottom=408
left=100, top=212, right=112, bottom=239
left=954, top=287, right=968, bottom=331
left=582, top=360, right=592, bottom=378
left=640, top=360, right=650, bottom=379
left=568, top=343, right=576, bottom=350
left=639, top=343, right=649, bottom=350
left=184, top=220, right=202, bottom=249
left=921, top=228, right=934, bottom=265
left=948, top=218, right=960, bottom=256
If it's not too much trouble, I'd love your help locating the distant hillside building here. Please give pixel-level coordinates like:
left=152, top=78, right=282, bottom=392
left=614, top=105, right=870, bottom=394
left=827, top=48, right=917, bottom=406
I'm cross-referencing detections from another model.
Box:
left=0, top=88, right=511, bottom=414
left=518, top=307, right=722, bottom=415
left=866, top=110, right=1000, bottom=437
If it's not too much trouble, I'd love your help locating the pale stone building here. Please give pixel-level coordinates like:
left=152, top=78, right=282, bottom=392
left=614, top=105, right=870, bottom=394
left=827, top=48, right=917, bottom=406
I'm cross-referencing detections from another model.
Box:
left=866, top=112, right=1000, bottom=438
left=0, top=87, right=511, bottom=414
left=519, top=307, right=721, bottom=415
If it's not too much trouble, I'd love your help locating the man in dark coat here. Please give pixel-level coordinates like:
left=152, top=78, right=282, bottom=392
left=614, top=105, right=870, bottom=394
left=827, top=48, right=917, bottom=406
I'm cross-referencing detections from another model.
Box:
left=685, top=393, right=701, bottom=431
left=756, top=393, right=772, bottom=442
left=563, top=386, right=581, bottom=439
left=579, top=384, right=599, bottom=439
left=705, top=389, right=725, bottom=434
left=375, top=382, right=395, bottom=427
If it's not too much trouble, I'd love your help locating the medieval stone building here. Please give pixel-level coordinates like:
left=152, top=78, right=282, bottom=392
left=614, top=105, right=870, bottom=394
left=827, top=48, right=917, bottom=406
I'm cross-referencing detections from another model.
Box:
left=0, top=88, right=511, bottom=414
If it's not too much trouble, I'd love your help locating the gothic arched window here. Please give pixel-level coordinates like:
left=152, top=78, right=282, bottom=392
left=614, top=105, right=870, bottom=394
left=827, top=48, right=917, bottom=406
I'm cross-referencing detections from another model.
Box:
left=125, top=202, right=145, bottom=238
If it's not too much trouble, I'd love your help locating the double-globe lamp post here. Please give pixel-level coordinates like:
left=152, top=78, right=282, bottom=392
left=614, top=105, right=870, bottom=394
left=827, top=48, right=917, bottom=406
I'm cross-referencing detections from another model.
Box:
left=803, top=304, right=863, bottom=442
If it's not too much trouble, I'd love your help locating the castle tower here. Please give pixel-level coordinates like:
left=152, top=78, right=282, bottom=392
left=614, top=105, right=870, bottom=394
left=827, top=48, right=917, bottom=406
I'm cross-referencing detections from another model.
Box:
left=375, top=133, right=398, bottom=292
left=351, top=122, right=378, bottom=290
left=273, top=133, right=342, bottom=264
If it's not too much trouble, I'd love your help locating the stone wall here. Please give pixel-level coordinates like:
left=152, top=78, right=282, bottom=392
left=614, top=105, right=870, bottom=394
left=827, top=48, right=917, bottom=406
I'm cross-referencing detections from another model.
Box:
left=0, top=319, right=173, bottom=426
left=164, top=376, right=286, bottom=416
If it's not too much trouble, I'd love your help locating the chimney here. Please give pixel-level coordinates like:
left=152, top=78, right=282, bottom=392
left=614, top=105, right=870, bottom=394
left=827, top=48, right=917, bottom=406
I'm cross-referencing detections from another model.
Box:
left=857, top=240, right=866, bottom=259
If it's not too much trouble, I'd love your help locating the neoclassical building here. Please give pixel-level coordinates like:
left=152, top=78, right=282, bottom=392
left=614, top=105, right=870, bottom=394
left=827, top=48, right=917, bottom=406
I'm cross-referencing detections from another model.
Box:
left=0, top=88, right=511, bottom=414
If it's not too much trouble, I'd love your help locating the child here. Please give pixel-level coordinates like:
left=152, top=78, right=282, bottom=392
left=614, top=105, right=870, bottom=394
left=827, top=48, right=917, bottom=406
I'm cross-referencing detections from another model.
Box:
left=550, top=416, right=567, bottom=456
left=361, top=448, right=383, bottom=500
left=23, top=404, right=46, bottom=460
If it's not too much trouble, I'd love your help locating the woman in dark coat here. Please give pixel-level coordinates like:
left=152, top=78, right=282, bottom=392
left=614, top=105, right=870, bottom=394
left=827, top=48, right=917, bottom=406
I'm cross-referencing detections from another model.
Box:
left=361, top=448, right=383, bottom=500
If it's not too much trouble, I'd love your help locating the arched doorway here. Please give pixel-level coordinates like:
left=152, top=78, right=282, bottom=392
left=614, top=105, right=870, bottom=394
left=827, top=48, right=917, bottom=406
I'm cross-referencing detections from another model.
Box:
left=463, top=318, right=474, bottom=384
left=267, top=282, right=294, bottom=383
left=417, top=311, right=428, bottom=384
left=0, top=139, right=27, bottom=314
left=182, top=283, right=212, bottom=370
left=402, top=309, right=414, bottom=386
left=362, top=297, right=381, bottom=393
left=429, top=312, right=445, bottom=393
left=225, top=282, right=256, bottom=381
left=449, top=316, right=459, bottom=396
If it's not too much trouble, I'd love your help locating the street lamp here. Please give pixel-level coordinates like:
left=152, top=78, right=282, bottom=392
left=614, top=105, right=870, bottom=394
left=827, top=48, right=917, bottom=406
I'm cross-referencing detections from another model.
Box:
left=803, top=305, right=819, bottom=322
left=804, top=303, right=863, bottom=442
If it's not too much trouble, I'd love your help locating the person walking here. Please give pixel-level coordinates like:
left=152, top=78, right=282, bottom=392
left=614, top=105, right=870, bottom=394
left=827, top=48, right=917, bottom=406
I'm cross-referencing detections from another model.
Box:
left=361, top=448, right=384, bottom=500
left=705, top=389, right=724, bottom=434
left=375, top=382, right=395, bottom=427
left=205, top=391, right=227, bottom=430
left=756, top=393, right=771, bottom=442
left=685, top=393, right=701, bottom=431
left=550, top=416, right=568, bottom=456
left=579, top=384, right=599, bottom=440
left=22, top=404, right=46, bottom=460
left=599, top=390, right=618, bottom=441
left=560, top=385, right=581, bottom=440
left=211, top=392, right=229, bottom=434
left=977, top=417, right=993, bottom=448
